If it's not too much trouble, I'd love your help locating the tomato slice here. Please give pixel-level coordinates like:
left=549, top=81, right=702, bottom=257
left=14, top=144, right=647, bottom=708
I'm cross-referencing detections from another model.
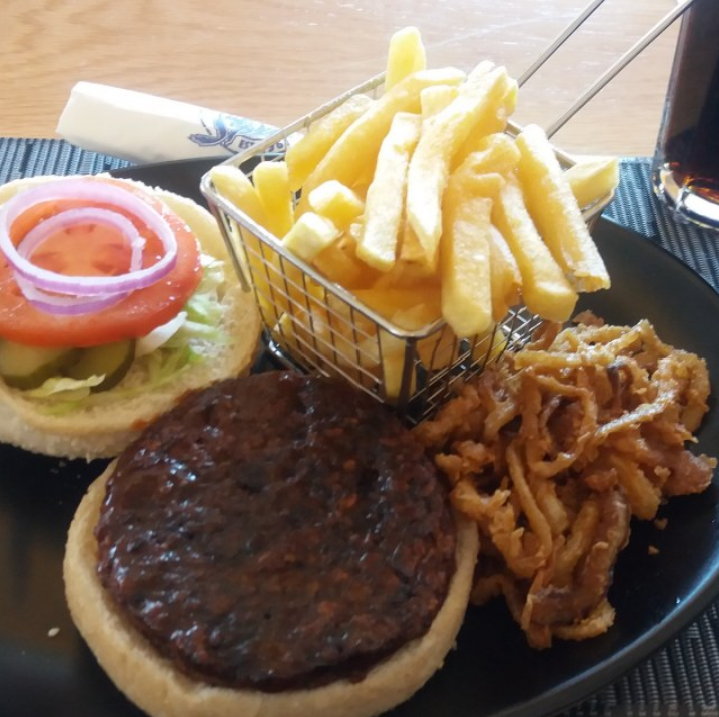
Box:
left=0, top=177, right=202, bottom=348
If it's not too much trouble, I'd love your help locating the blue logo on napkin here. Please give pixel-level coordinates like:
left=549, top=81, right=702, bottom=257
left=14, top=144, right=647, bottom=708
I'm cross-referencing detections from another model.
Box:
left=189, top=112, right=284, bottom=154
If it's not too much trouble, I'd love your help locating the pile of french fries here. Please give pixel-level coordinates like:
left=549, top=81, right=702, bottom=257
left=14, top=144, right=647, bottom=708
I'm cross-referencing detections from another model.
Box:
left=208, top=27, right=619, bottom=403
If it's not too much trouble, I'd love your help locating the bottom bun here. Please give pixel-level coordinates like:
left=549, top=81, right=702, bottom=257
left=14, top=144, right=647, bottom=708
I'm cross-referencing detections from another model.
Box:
left=64, top=463, right=479, bottom=717
left=0, top=174, right=261, bottom=461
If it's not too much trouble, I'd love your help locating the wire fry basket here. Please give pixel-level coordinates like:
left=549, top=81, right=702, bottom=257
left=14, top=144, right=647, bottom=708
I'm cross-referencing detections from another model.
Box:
left=200, top=73, right=613, bottom=423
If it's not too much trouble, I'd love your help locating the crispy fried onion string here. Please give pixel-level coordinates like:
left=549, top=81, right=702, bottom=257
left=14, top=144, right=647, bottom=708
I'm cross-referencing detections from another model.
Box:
left=415, top=313, right=716, bottom=648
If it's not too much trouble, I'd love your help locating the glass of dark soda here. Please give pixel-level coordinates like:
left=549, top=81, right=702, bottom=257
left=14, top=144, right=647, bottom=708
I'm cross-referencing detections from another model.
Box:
left=652, top=0, right=719, bottom=230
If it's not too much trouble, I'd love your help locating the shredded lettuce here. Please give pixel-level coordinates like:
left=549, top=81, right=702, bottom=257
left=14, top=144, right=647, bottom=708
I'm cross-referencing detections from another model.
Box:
left=21, top=256, right=230, bottom=414
left=135, top=311, right=188, bottom=358
left=184, top=256, right=226, bottom=325
left=25, top=374, right=105, bottom=399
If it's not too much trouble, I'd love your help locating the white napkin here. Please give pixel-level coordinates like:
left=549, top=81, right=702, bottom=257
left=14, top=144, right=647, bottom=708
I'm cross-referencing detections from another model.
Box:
left=56, top=81, right=282, bottom=164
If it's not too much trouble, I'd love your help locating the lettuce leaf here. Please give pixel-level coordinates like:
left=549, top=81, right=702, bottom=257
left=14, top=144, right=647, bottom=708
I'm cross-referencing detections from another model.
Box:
left=22, top=256, right=231, bottom=414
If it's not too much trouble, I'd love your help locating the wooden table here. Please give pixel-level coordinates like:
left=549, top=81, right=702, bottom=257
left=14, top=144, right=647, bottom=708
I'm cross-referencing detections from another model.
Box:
left=1, top=0, right=681, bottom=157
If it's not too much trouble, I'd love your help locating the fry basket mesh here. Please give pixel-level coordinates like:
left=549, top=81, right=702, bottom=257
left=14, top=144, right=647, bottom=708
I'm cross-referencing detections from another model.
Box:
left=200, top=74, right=613, bottom=424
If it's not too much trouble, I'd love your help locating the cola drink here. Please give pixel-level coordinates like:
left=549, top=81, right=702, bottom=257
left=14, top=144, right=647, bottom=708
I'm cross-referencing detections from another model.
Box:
left=652, top=0, right=719, bottom=229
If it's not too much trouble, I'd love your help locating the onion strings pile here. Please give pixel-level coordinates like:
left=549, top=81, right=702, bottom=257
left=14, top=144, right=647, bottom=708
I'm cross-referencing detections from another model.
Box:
left=416, top=312, right=716, bottom=647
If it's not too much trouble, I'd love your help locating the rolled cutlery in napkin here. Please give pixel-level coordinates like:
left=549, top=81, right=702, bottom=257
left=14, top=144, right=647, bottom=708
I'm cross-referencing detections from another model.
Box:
left=57, top=81, right=283, bottom=164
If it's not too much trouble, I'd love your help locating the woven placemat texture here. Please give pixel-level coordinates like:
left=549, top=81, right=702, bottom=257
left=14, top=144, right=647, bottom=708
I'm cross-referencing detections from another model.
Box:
left=0, top=138, right=717, bottom=717
left=0, top=137, right=130, bottom=181
left=605, top=157, right=719, bottom=293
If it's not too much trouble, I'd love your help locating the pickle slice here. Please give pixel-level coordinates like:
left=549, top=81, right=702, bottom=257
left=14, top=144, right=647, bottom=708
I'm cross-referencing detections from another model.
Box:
left=0, top=341, right=80, bottom=390
left=65, top=340, right=136, bottom=392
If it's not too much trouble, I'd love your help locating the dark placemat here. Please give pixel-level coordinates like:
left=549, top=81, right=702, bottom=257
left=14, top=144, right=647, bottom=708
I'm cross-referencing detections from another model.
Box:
left=605, top=157, right=719, bottom=294
left=0, top=138, right=718, bottom=717
left=0, top=137, right=131, bottom=181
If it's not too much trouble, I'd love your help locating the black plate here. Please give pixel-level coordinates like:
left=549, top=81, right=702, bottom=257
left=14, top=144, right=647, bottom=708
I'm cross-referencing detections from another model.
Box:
left=1, top=158, right=718, bottom=717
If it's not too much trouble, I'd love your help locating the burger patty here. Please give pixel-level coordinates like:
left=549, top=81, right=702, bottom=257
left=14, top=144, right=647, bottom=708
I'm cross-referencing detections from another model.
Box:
left=95, top=371, right=457, bottom=692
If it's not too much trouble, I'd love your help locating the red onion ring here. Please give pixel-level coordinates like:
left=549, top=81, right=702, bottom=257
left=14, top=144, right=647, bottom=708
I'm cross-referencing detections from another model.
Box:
left=17, top=206, right=145, bottom=274
left=14, top=276, right=129, bottom=316
left=12, top=206, right=149, bottom=315
left=0, top=178, right=178, bottom=300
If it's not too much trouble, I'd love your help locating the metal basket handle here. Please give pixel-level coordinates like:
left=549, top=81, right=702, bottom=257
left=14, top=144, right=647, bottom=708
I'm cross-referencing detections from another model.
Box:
left=518, top=0, right=698, bottom=139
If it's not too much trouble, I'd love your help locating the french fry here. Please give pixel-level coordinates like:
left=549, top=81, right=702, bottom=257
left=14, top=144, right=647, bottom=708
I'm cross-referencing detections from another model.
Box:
left=307, top=180, right=364, bottom=229
left=440, top=193, right=494, bottom=338
left=501, top=76, right=518, bottom=116
left=515, top=124, right=610, bottom=292
left=456, top=133, right=521, bottom=176
left=356, top=112, right=422, bottom=271
left=416, top=323, right=459, bottom=369
left=392, top=302, right=442, bottom=331
left=451, top=78, right=518, bottom=170
left=353, top=284, right=441, bottom=326
left=273, top=311, right=304, bottom=355
left=347, top=221, right=362, bottom=243
left=274, top=305, right=364, bottom=383
left=313, top=235, right=380, bottom=290
left=288, top=291, right=395, bottom=392
left=299, top=67, right=467, bottom=210
left=446, top=140, right=510, bottom=202
left=355, top=281, right=448, bottom=382
left=350, top=324, right=419, bottom=402
left=396, top=221, right=437, bottom=279
left=211, top=164, right=311, bottom=321
left=349, top=181, right=371, bottom=202
left=420, top=85, right=460, bottom=118
left=391, top=300, right=460, bottom=371
left=486, top=224, right=521, bottom=321
left=469, top=324, right=508, bottom=364
left=453, top=170, right=505, bottom=200
left=282, top=212, right=340, bottom=263
left=385, top=26, right=427, bottom=89
left=210, top=164, right=269, bottom=227
left=209, top=164, right=285, bottom=319
left=378, top=334, right=416, bottom=401
left=406, top=64, right=510, bottom=271
left=252, top=160, right=295, bottom=238
left=440, top=155, right=513, bottom=325
left=286, top=93, right=374, bottom=191
left=492, top=175, right=578, bottom=322
left=565, top=155, right=620, bottom=209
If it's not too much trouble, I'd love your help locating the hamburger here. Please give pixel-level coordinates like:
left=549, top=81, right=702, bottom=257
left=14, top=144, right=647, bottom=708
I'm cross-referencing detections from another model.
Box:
left=64, top=371, right=478, bottom=717
left=0, top=174, right=261, bottom=459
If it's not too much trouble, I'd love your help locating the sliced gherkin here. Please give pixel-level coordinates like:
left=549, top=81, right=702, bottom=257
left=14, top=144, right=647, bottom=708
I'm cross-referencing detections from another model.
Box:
left=0, top=340, right=80, bottom=390
left=65, top=340, right=136, bottom=392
